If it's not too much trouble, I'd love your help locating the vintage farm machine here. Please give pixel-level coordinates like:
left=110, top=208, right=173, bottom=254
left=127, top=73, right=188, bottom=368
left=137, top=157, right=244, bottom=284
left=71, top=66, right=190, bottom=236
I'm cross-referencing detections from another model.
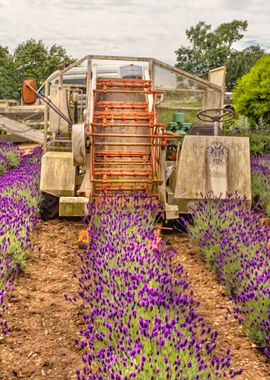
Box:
left=21, top=55, right=251, bottom=220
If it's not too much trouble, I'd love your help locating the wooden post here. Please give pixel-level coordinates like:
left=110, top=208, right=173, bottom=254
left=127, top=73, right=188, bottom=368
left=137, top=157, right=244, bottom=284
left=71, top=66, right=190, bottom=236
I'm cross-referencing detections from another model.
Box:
left=43, top=81, right=49, bottom=152
left=86, top=58, right=92, bottom=119
left=57, top=64, right=64, bottom=134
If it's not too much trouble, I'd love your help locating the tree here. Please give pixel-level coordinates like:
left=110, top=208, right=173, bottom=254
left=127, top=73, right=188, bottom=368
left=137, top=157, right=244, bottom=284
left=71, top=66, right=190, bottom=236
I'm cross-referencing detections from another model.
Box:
left=175, top=20, right=264, bottom=90
left=13, top=39, right=74, bottom=89
left=232, top=55, right=270, bottom=126
left=46, top=44, right=74, bottom=76
left=226, top=44, right=264, bottom=89
left=0, top=40, right=75, bottom=100
left=0, top=46, right=19, bottom=99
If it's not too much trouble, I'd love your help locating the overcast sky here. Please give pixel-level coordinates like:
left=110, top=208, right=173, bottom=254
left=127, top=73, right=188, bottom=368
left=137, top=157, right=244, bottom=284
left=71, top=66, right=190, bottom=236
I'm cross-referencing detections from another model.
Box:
left=0, top=0, right=269, bottom=64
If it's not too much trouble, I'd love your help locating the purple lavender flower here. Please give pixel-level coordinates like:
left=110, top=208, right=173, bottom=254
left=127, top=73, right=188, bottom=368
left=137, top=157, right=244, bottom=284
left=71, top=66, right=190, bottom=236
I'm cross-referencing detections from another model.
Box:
left=74, top=192, right=237, bottom=379
left=186, top=193, right=270, bottom=357
left=0, top=143, right=42, bottom=335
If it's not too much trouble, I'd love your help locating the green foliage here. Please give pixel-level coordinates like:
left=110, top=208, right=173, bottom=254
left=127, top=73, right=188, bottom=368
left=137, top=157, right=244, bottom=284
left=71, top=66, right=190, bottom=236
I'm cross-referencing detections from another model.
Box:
left=233, top=55, right=270, bottom=126
left=13, top=39, right=48, bottom=86
left=223, top=115, right=250, bottom=135
left=251, top=156, right=270, bottom=215
left=0, top=46, right=19, bottom=99
left=175, top=20, right=264, bottom=90
left=249, top=135, right=270, bottom=155
left=223, top=114, right=270, bottom=155
left=227, top=45, right=264, bottom=89
left=4, top=151, right=21, bottom=168
left=0, top=39, right=75, bottom=99
left=13, top=39, right=75, bottom=88
left=252, top=173, right=270, bottom=216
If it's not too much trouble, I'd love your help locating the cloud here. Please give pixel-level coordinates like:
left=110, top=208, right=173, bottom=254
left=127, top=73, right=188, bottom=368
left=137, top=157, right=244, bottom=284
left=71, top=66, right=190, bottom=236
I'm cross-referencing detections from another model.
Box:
left=0, top=0, right=269, bottom=65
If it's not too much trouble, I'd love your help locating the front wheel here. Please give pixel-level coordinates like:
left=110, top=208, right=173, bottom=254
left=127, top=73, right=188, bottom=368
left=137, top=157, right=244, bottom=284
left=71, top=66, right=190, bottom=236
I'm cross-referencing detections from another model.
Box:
left=40, top=192, right=59, bottom=221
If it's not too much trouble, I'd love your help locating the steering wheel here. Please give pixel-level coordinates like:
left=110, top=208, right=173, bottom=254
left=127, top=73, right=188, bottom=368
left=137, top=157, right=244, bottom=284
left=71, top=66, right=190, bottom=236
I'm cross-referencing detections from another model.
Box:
left=197, top=108, right=235, bottom=123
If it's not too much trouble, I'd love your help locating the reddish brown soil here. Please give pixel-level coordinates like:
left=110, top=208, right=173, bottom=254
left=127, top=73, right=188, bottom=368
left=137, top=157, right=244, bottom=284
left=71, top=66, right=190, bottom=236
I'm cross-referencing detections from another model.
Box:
left=166, top=233, right=270, bottom=380
left=0, top=220, right=83, bottom=380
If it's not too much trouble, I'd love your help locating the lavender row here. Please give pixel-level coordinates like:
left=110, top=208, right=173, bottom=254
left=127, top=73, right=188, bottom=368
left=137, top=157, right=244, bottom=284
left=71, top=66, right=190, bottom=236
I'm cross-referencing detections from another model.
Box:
left=0, top=143, right=42, bottom=335
left=73, top=193, right=240, bottom=380
left=251, top=155, right=270, bottom=215
left=0, top=142, right=23, bottom=175
left=187, top=195, right=270, bottom=357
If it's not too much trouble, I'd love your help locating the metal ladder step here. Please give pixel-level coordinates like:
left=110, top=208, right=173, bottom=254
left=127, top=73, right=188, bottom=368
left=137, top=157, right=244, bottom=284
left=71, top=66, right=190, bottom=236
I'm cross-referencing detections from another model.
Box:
left=90, top=132, right=161, bottom=139
left=94, top=89, right=162, bottom=94
left=94, top=168, right=152, bottom=176
left=92, top=122, right=162, bottom=128
left=96, top=78, right=152, bottom=88
left=94, top=111, right=153, bottom=119
left=91, top=178, right=162, bottom=184
left=95, top=150, right=149, bottom=157
left=94, top=161, right=152, bottom=166
left=97, top=101, right=148, bottom=110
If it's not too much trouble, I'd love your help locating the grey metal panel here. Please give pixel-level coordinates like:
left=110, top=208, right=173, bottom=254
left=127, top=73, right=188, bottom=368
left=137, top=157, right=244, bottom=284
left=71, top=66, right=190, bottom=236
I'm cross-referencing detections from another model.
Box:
left=40, top=152, right=76, bottom=197
left=172, top=135, right=251, bottom=207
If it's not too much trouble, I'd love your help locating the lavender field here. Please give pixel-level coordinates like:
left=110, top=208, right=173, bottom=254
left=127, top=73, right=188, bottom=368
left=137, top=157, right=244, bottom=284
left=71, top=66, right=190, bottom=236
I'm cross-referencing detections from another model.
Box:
left=251, top=155, right=270, bottom=215
left=0, top=143, right=41, bottom=335
left=0, top=143, right=269, bottom=379
left=186, top=195, right=270, bottom=357
left=74, top=194, right=241, bottom=380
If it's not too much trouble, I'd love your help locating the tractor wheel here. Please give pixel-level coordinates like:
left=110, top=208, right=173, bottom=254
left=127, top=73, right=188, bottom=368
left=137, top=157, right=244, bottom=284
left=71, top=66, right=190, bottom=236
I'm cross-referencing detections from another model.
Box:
left=40, top=192, right=59, bottom=221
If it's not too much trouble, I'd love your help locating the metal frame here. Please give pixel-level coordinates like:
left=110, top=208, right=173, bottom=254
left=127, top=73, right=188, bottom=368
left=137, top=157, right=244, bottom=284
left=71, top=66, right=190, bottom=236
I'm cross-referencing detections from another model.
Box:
left=38, top=55, right=226, bottom=218
left=43, top=55, right=224, bottom=150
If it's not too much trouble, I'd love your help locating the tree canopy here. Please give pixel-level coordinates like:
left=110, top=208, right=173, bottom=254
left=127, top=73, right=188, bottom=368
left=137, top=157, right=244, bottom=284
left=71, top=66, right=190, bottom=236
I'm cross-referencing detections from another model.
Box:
left=232, top=54, right=270, bottom=126
left=0, top=46, right=18, bottom=99
left=0, top=39, right=74, bottom=99
left=175, top=20, right=264, bottom=90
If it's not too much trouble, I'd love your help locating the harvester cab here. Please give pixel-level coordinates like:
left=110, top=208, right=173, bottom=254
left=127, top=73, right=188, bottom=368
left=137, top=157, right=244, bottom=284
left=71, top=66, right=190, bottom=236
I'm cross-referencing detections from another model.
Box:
left=23, top=55, right=251, bottom=220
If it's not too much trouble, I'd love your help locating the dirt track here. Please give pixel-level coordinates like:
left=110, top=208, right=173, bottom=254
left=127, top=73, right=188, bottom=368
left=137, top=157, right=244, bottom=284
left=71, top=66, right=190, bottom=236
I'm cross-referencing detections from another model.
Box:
left=0, top=220, right=83, bottom=380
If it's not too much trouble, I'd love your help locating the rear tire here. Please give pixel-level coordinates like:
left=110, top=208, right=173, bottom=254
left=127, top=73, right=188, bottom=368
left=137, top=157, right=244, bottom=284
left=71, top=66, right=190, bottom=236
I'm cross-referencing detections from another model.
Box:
left=40, top=192, right=59, bottom=221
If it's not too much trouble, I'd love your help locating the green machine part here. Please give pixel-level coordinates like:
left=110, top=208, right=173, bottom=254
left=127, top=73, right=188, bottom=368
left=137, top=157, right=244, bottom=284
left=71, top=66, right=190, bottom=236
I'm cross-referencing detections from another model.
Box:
left=167, top=112, right=191, bottom=145
left=174, top=112, right=184, bottom=124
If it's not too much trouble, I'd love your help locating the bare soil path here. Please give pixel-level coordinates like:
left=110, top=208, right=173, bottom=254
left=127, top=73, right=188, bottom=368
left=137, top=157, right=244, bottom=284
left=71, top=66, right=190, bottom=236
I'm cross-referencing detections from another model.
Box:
left=0, top=220, right=83, bottom=380
left=166, top=233, right=270, bottom=380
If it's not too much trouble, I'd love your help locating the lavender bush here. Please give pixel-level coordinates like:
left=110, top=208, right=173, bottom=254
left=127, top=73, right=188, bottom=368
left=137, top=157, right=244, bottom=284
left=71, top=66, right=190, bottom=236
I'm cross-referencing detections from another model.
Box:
left=187, top=195, right=270, bottom=357
left=0, top=142, right=22, bottom=175
left=0, top=143, right=42, bottom=335
left=73, top=193, right=240, bottom=380
left=251, top=155, right=270, bottom=215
